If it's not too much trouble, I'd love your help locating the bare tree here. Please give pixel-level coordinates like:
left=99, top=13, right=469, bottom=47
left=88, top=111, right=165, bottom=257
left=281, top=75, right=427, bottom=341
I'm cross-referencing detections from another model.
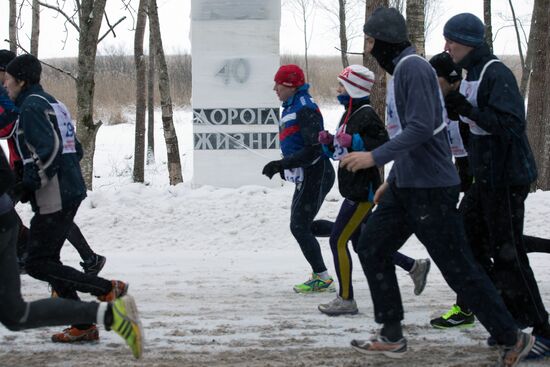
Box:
left=389, top=0, right=404, bottom=13
left=526, top=0, right=550, bottom=189
left=406, top=0, right=425, bottom=57
left=284, top=0, right=316, bottom=81
left=37, top=0, right=127, bottom=189
left=423, top=0, right=442, bottom=41
left=508, top=0, right=526, bottom=92
left=363, top=0, right=389, bottom=120
left=30, top=0, right=40, bottom=56
left=484, top=0, right=494, bottom=52
left=520, top=9, right=536, bottom=97
left=364, top=0, right=389, bottom=180
left=317, top=0, right=358, bottom=68
left=149, top=0, right=183, bottom=185
left=338, top=0, right=349, bottom=68
left=317, top=0, right=366, bottom=68
left=9, top=0, right=17, bottom=53
left=390, top=0, right=440, bottom=47
left=133, top=0, right=148, bottom=183
left=147, top=23, right=155, bottom=165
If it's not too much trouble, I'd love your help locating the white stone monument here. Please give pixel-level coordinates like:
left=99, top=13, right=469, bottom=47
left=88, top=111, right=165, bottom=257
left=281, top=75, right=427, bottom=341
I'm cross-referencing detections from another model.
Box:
left=191, top=0, right=282, bottom=187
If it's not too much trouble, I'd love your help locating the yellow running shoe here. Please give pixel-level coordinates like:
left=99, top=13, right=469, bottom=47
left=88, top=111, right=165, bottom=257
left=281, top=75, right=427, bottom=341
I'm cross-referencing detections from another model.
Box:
left=110, top=295, right=143, bottom=359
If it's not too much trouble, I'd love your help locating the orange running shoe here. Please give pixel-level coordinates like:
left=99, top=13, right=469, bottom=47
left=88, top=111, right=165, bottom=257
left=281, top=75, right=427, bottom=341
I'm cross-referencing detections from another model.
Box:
left=51, top=325, right=99, bottom=343
left=98, top=280, right=129, bottom=302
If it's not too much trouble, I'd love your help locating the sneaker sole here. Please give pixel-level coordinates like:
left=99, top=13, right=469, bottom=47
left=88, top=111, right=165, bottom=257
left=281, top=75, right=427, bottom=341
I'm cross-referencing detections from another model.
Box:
left=431, top=322, right=475, bottom=330
left=293, top=286, right=336, bottom=294
left=51, top=337, right=100, bottom=343
left=413, top=260, right=431, bottom=296
left=318, top=306, right=358, bottom=316
left=514, top=334, right=535, bottom=365
left=351, top=344, right=407, bottom=359
left=118, top=295, right=144, bottom=359
left=52, top=331, right=99, bottom=343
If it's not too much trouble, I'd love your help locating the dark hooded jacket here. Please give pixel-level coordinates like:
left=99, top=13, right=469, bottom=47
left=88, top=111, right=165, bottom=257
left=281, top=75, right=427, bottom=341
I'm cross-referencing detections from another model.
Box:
left=458, top=43, right=537, bottom=187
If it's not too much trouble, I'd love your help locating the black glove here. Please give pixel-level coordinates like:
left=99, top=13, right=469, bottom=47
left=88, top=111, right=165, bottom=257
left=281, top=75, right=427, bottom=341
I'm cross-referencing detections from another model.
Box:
left=262, top=160, right=283, bottom=179
left=22, top=163, right=41, bottom=191
left=8, top=182, right=31, bottom=203
left=445, top=90, right=473, bottom=119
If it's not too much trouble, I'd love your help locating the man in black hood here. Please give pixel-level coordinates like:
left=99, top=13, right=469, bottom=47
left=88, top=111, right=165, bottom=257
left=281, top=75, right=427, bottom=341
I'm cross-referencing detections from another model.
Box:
left=340, top=7, right=541, bottom=366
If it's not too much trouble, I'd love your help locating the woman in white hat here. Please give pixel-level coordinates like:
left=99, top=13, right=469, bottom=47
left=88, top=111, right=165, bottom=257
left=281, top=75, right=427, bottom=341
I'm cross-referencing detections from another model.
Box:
left=317, top=65, right=430, bottom=316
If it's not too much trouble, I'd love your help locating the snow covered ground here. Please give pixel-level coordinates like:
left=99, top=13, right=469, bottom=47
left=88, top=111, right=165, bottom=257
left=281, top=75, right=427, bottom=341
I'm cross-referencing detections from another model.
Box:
left=1, top=105, right=549, bottom=366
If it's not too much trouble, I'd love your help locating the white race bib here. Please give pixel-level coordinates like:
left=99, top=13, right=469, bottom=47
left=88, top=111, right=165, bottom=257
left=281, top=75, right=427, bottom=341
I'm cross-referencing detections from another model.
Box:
left=30, top=94, right=77, bottom=154
left=332, top=124, right=349, bottom=161
left=386, top=55, right=446, bottom=139
left=458, top=59, right=501, bottom=136
left=284, top=167, right=304, bottom=183
left=446, top=117, right=468, bottom=157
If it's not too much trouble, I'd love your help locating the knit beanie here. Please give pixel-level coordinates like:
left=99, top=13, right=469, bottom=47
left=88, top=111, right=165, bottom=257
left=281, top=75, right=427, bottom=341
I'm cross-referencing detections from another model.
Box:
left=363, top=7, right=408, bottom=44
left=6, top=54, right=42, bottom=84
left=0, top=50, right=16, bottom=71
left=429, top=52, right=462, bottom=83
left=337, top=65, right=375, bottom=98
left=444, top=13, right=485, bottom=47
left=274, top=64, right=305, bottom=88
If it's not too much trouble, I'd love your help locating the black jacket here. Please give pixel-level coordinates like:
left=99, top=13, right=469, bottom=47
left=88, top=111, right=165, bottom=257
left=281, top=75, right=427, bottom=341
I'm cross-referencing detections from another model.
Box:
left=459, top=43, right=537, bottom=187
left=14, top=84, right=87, bottom=214
left=0, top=149, right=16, bottom=232
left=333, top=99, right=389, bottom=201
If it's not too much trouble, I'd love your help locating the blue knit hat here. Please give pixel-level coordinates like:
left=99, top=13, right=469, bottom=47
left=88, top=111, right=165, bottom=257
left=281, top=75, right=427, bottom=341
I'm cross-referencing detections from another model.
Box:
left=444, top=13, right=485, bottom=47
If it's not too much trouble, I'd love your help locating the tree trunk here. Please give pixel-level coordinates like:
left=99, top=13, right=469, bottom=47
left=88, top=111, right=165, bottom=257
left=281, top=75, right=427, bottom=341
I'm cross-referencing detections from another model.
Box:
left=338, top=0, right=349, bottom=68
left=508, top=0, right=526, bottom=98
left=30, top=0, right=40, bottom=56
left=483, top=0, right=493, bottom=53
left=9, top=0, right=17, bottom=53
left=133, top=0, right=148, bottom=183
left=364, top=0, right=389, bottom=180
left=526, top=0, right=550, bottom=189
left=76, top=0, right=107, bottom=190
left=406, top=0, right=425, bottom=57
left=302, top=2, right=310, bottom=81
left=149, top=0, right=183, bottom=185
left=147, top=25, right=156, bottom=165
left=520, top=9, right=536, bottom=97
left=363, top=0, right=388, bottom=120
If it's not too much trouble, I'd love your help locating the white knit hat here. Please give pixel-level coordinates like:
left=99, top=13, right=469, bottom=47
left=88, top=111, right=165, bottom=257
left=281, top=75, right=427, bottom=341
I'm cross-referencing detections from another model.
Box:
left=337, top=64, right=375, bottom=98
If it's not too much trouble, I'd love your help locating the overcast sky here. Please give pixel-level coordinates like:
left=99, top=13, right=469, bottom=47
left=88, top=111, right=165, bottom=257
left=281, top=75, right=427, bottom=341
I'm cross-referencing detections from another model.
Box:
left=0, top=0, right=534, bottom=59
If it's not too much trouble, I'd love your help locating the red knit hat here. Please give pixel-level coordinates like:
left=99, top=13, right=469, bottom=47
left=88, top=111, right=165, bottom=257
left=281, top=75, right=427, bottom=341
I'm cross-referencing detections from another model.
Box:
left=274, top=64, right=305, bottom=87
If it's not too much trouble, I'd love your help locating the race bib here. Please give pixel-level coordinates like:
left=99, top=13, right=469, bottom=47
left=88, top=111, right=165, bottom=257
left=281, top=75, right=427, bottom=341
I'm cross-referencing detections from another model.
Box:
left=51, top=101, right=77, bottom=154
left=332, top=125, right=349, bottom=161
left=284, top=167, right=304, bottom=183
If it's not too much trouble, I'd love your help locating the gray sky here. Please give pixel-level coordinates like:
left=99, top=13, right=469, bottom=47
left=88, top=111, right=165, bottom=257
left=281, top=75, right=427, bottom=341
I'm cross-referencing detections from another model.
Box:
left=0, top=0, right=534, bottom=59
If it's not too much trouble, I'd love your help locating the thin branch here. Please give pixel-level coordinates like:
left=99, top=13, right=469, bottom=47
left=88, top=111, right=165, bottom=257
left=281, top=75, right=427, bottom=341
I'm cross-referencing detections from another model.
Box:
left=508, top=0, right=525, bottom=73
left=3, top=39, right=77, bottom=81
left=97, top=16, right=127, bottom=43
left=492, top=24, right=517, bottom=42
left=37, top=0, right=80, bottom=31
left=335, top=46, right=364, bottom=55
left=104, top=13, right=117, bottom=38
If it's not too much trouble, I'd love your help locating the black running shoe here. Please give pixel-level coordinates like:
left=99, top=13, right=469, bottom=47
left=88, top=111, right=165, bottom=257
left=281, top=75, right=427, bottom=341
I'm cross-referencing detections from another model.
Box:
left=430, top=304, right=475, bottom=329
left=80, top=254, right=107, bottom=275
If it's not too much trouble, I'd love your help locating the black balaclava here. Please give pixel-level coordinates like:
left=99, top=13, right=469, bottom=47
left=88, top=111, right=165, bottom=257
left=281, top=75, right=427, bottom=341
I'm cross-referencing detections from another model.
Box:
left=370, top=39, right=411, bottom=75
